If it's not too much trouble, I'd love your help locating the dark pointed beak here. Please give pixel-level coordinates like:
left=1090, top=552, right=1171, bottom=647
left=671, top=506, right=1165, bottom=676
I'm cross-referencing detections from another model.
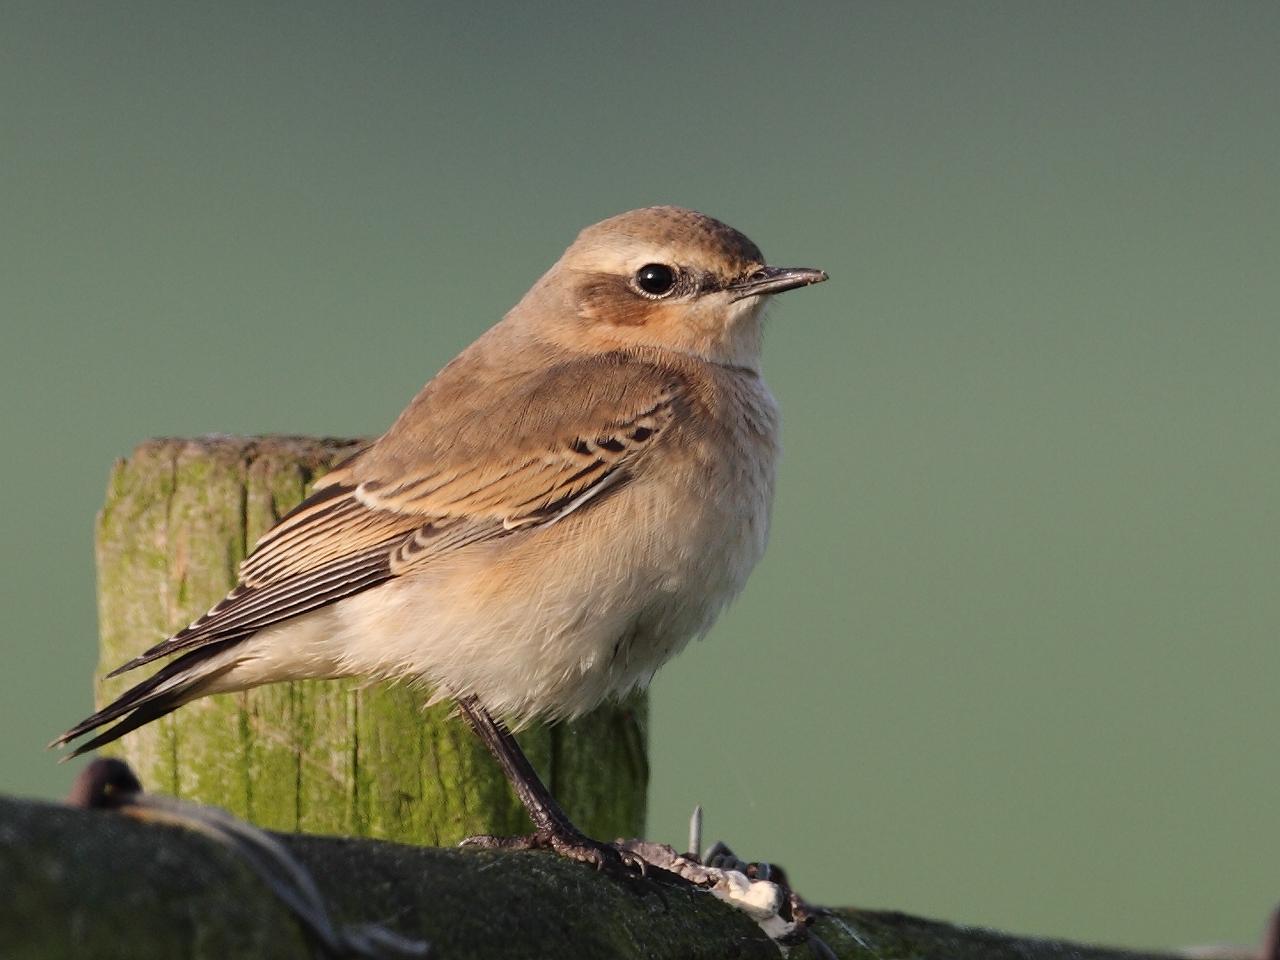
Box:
left=728, top=265, right=828, bottom=302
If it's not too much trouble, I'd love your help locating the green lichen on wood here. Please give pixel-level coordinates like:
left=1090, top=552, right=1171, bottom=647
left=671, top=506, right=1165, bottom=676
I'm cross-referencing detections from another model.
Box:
left=93, top=436, right=648, bottom=846
left=553, top=696, right=649, bottom=839
left=0, top=796, right=1199, bottom=960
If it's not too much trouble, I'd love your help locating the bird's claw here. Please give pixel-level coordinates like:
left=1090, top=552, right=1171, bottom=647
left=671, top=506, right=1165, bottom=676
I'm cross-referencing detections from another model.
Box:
left=461, top=828, right=653, bottom=874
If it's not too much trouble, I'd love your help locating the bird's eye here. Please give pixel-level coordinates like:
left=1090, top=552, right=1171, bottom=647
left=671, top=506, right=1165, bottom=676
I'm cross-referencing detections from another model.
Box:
left=634, top=263, right=677, bottom=297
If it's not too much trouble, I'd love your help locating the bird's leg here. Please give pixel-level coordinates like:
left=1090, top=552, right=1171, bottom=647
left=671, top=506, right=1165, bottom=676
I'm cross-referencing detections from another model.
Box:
left=454, top=697, right=578, bottom=840
left=455, top=697, right=650, bottom=872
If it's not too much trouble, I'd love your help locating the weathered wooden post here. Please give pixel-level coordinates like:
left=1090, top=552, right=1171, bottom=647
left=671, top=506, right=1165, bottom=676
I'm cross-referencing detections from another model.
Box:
left=93, top=436, right=648, bottom=844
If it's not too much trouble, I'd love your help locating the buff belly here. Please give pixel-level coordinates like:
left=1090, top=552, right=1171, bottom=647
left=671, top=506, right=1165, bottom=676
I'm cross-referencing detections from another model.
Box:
left=320, top=464, right=772, bottom=724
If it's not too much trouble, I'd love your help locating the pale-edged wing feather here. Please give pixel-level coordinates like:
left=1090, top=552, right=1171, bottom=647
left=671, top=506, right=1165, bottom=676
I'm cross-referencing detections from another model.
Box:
left=108, top=354, right=688, bottom=677
left=356, top=398, right=676, bottom=534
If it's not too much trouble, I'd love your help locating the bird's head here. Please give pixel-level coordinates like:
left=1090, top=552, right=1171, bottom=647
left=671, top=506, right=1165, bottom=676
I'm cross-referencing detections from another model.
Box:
left=514, top=206, right=827, bottom=369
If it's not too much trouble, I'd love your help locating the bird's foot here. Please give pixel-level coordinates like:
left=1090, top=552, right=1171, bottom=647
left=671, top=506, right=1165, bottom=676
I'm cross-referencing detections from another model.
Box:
left=460, top=827, right=654, bottom=874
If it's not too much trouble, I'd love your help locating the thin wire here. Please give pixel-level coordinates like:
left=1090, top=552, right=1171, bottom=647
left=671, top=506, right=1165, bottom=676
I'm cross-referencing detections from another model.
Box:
left=71, top=759, right=428, bottom=959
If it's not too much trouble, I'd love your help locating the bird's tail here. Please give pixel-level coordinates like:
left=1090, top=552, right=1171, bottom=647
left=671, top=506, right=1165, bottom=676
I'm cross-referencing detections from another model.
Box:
left=51, top=641, right=240, bottom=759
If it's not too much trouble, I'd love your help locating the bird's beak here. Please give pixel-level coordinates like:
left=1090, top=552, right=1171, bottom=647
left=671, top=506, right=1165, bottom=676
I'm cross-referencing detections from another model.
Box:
left=727, top=265, right=829, bottom=301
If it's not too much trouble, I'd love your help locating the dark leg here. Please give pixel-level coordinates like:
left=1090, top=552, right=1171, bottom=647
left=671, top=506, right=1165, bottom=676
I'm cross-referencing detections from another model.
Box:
left=455, top=697, right=649, bottom=871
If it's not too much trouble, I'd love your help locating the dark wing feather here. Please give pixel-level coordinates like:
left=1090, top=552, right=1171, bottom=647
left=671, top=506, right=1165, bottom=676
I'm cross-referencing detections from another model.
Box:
left=107, top=535, right=401, bottom=677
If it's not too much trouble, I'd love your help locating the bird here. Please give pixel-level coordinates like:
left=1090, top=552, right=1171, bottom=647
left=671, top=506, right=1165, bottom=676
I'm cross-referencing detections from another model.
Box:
left=55, top=205, right=827, bottom=866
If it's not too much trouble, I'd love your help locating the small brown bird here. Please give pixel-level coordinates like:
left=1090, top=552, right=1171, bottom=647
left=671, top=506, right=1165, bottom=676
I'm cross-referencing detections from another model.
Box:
left=56, top=206, right=827, bottom=865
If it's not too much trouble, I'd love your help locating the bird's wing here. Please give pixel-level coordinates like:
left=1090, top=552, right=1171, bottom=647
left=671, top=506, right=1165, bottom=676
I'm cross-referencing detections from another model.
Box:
left=110, top=354, right=689, bottom=675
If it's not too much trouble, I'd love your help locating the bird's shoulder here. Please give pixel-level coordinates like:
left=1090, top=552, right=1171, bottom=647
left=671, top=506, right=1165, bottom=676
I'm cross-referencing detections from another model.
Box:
left=360, top=346, right=709, bottom=469
left=239, top=348, right=707, bottom=586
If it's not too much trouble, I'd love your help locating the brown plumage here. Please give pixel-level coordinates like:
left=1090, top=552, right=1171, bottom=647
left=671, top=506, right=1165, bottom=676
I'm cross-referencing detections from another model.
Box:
left=56, top=208, right=827, bottom=870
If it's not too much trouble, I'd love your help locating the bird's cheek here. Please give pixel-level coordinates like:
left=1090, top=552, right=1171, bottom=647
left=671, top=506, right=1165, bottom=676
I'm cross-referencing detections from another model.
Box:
left=725, top=295, right=768, bottom=329
left=679, top=298, right=745, bottom=344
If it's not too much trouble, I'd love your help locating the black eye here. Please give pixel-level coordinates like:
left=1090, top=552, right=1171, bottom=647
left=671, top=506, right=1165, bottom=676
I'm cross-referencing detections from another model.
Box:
left=635, top=263, right=676, bottom=296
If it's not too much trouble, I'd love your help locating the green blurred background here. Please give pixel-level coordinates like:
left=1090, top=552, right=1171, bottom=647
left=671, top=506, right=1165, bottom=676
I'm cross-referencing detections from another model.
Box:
left=3, top=0, right=1278, bottom=949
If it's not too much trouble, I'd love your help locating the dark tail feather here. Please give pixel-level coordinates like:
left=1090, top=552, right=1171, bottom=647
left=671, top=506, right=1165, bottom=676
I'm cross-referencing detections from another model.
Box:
left=51, top=641, right=239, bottom=758
left=104, top=590, right=254, bottom=680
left=104, top=626, right=251, bottom=680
